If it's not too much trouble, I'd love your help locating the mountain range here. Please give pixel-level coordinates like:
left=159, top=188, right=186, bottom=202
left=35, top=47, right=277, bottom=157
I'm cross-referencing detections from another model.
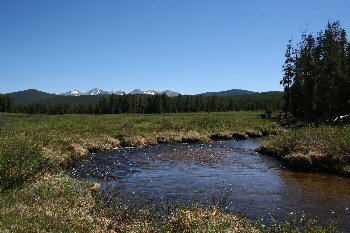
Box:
left=1, top=88, right=282, bottom=105
left=60, top=88, right=261, bottom=97
left=61, top=88, right=180, bottom=97
left=199, top=89, right=256, bottom=96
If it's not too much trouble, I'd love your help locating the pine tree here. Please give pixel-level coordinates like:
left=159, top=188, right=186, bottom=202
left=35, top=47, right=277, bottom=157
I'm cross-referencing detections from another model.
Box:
left=281, top=39, right=295, bottom=115
left=285, top=20, right=350, bottom=121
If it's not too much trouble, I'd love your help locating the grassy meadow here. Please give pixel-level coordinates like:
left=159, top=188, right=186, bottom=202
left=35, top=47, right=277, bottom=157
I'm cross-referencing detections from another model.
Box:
left=0, top=112, right=280, bottom=170
left=258, top=125, right=350, bottom=177
left=0, top=112, right=341, bottom=232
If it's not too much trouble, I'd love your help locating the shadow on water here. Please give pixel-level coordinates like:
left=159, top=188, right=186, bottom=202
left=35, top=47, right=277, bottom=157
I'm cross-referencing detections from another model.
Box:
left=71, top=139, right=350, bottom=231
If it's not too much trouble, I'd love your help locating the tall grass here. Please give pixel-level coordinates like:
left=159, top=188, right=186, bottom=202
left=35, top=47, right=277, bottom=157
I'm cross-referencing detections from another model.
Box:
left=256, top=211, right=340, bottom=233
left=0, top=135, right=48, bottom=191
left=0, top=112, right=280, bottom=169
left=0, top=175, right=104, bottom=232
left=259, top=125, right=350, bottom=175
left=0, top=112, right=341, bottom=232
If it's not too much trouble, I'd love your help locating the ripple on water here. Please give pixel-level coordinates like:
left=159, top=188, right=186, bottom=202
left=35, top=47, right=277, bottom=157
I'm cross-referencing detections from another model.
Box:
left=71, top=139, right=350, bottom=231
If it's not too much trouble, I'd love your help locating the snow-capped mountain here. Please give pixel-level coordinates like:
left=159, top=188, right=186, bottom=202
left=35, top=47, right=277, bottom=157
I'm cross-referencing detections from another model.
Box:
left=144, top=90, right=158, bottom=95
left=62, top=90, right=83, bottom=96
left=62, top=88, right=111, bottom=96
left=110, top=90, right=126, bottom=95
left=61, top=88, right=180, bottom=96
left=85, top=88, right=109, bottom=95
left=160, top=90, right=180, bottom=97
left=129, top=89, right=180, bottom=96
left=129, top=89, right=159, bottom=95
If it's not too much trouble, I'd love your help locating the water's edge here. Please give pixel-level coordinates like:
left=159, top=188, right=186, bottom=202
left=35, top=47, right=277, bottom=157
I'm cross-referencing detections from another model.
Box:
left=71, top=139, right=350, bottom=231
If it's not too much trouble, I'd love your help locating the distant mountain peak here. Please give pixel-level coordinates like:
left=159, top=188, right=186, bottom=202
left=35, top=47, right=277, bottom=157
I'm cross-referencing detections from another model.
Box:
left=6, top=89, right=56, bottom=104
left=25, top=88, right=180, bottom=97
left=129, top=89, right=155, bottom=95
left=129, top=89, right=180, bottom=96
left=199, top=89, right=256, bottom=96
left=110, top=90, right=126, bottom=95
left=62, top=88, right=110, bottom=96
left=85, top=88, right=109, bottom=96
left=62, top=90, right=82, bottom=96
left=160, top=90, right=181, bottom=97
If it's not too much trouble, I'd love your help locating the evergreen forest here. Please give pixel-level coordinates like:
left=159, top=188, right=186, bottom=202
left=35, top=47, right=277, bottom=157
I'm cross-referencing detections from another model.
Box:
left=281, top=21, right=350, bottom=121
left=0, top=92, right=283, bottom=115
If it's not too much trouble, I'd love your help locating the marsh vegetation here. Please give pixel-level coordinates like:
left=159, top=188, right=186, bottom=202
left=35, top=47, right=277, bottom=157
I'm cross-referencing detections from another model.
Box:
left=0, top=112, right=343, bottom=232
left=259, top=125, right=350, bottom=177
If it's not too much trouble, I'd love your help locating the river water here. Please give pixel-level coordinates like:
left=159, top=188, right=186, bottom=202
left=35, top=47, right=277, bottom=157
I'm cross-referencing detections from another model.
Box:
left=71, top=139, right=350, bottom=231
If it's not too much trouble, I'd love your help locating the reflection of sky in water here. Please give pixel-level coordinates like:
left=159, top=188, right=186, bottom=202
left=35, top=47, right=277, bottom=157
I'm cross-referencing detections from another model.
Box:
left=71, top=139, right=350, bottom=231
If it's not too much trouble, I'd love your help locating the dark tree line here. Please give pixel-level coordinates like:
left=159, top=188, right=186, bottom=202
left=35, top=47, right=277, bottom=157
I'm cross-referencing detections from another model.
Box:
left=95, top=93, right=282, bottom=114
left=10, top=93, right=283, bottom=115
left=0, top=95, right=14, bottom=112
left=281, top=21, right=350, bottom=121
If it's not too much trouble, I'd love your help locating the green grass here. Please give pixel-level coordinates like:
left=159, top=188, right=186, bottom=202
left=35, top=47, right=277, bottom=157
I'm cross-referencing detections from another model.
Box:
left=0, top=112, right=341, bottom=232
left=0, top=174, right=259, bottom=232
left=259, top=125, right=350, bottom=176
left=1, top=112, right=278, bottom=138
left=0, top=135, right=48, bottom=191
left=1, top=177, right=338, bottom=232
left=255, top=211, right=340, bottom=233
left=0, top=112, right=280, bottom=170
left=0, top=175, right=106, bottom=232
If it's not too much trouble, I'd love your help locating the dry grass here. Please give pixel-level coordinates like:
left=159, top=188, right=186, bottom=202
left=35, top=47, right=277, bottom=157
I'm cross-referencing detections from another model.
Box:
left=258, top=125, right=350, bottom=176
left=0, top=112, right=339, bottom=232
left=0, top=112, right=280, bottom=170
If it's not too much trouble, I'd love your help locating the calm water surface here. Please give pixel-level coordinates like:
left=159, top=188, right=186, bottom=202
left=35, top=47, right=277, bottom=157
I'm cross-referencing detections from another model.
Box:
left=71, top=140, right=350, bottom=231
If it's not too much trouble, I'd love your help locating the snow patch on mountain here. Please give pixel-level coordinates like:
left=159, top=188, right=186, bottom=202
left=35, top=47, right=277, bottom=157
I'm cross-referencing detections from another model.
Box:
left=110, top=90, right=126, bottom=95
left=61, top=88, right=180, bottom=97
left=85, top=88, right=109, bottom=95
left=62, top=90, right=82, bottom=96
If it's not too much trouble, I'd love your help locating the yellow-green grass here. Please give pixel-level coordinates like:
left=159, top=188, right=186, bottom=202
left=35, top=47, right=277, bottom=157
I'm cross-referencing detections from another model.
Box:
left=0, top=174, right=260, bottom=232
left=0, top=112, right=280, bottom=169
left=259, top=125, right=350, bottom=176
left=0, top=175, right=338, bottom=232
left=0, top=112, right=339, bottom=232
left=0, top=112, right=277, bottom=231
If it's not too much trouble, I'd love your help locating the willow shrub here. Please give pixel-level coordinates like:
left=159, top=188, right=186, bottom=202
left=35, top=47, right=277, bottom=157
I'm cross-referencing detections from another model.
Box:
left=0, top=135, right=47, bottom=191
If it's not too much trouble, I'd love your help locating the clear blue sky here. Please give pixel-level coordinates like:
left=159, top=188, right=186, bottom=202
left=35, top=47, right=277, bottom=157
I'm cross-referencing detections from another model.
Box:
left=1, top=0, right=349, bottom=94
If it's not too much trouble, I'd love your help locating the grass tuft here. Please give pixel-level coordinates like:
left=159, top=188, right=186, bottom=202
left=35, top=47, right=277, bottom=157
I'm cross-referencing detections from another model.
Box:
left=259, top=125, right=350, bottom=176
left=0, top=135, right=48, bottom=191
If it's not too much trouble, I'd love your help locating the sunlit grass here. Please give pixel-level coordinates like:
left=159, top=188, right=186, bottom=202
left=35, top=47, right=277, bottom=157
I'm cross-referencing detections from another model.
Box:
left=0, top=112, right=280, bottom=170
left=0, top=112, right=341, bottom=232
left=259, top=125, right=350, bottom=176
left=0, top=135, right=48, bottom=191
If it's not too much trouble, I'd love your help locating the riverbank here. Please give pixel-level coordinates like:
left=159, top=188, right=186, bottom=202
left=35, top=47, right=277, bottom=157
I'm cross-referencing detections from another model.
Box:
left=0, top=112, right=280, bottom=170
left=0, top=112, right=278, bottom=231
left=258, top=125, right=350, bottom=177
left=0, top=174, right=339, bottom=232
left=0, top=112, right=340, bottom=232
left=0, top=173, right=259, bottom=232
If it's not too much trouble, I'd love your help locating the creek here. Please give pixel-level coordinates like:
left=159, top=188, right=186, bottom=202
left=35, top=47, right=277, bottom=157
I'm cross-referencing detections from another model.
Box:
left=71, top=139, right=350, bottom=231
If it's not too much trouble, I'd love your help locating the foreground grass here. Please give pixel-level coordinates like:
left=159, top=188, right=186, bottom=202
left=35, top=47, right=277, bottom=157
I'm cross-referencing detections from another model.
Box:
left=258, top=125, right=350, bottom=177
left=0, top=175, right=339, bottom=232
left=0, top=175, right=104, bottom=232
left=0, top=174, right=258, bottom=232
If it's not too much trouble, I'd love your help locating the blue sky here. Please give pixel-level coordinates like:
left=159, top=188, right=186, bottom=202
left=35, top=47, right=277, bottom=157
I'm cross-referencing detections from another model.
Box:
left=1, top=0, right=349, bottom=94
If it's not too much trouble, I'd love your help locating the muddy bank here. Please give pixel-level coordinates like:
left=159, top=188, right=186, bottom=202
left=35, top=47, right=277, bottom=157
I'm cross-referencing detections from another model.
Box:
left=257, top=145, right=350, bottom=177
